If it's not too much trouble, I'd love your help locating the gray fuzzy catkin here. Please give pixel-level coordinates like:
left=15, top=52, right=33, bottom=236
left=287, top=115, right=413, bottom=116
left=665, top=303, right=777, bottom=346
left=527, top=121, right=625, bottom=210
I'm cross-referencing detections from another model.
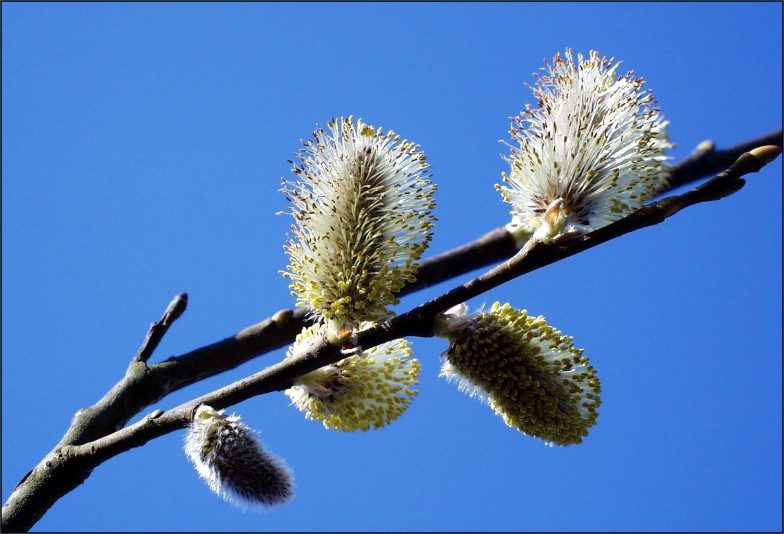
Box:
left=184, top=405, right=294, bottom=509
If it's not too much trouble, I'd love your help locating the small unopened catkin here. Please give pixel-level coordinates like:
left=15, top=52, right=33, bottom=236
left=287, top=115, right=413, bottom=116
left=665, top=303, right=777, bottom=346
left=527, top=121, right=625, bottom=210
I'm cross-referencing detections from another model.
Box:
left=184, top=405, right=294, bottom=509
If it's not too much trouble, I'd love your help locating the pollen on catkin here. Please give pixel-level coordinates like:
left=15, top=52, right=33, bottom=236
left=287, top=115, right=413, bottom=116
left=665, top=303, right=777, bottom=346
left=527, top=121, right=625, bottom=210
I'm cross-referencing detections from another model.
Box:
left=497, top=49, right=672, bottom=243
left=434, top=302, right=601, bottom=446
left=184, top=405, right=294, bottom=509
left=281, top=116, right=436, bottom=328
left=284, top=323, right=420, bottom=432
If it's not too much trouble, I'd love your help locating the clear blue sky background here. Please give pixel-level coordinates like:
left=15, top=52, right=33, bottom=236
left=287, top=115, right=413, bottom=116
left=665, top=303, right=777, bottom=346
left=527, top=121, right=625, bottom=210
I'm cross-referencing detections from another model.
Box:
left=3, top=3, right=782, bottom=532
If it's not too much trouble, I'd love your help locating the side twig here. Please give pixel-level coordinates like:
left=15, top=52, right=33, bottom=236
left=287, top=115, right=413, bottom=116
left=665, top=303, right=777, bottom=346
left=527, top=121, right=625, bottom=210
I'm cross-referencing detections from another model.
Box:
left=133, top=292, right=189, bottom=363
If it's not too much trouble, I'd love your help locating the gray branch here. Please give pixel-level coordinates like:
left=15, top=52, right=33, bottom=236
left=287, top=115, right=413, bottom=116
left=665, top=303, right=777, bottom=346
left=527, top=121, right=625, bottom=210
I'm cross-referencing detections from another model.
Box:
left=1, top=135, right=781, bottom=532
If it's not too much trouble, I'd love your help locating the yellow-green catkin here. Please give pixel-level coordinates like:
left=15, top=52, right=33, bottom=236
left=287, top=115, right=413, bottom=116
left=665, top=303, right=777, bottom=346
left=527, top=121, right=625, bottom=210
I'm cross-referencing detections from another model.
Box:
left=435, top=302, right=601, bottom=446
left=281, top=116, right=436, bottom=329
left=284, top=323, right=420, bottom=432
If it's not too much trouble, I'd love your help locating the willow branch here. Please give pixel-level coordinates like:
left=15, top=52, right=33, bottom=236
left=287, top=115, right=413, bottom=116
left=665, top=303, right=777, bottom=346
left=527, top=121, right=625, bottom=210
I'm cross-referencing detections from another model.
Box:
left=112, top=132, right=784, bottom=412
left=4, top=144, right=779, bottom=533
left=16, top=132, right=784, bottom=451
left=148, top=131, right=784, bottom=396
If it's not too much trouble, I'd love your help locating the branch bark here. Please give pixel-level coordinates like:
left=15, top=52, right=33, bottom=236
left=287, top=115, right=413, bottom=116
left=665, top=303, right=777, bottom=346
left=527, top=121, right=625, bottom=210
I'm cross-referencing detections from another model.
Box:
left=2, top=136, right=781, bottom=533
left=665, top=129, right=782, bottom=192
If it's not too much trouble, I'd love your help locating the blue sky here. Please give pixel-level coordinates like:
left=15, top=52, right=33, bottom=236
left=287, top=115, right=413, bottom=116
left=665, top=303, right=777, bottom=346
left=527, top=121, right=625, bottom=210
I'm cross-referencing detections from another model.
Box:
left=2, top=2, right=781, bottom=532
